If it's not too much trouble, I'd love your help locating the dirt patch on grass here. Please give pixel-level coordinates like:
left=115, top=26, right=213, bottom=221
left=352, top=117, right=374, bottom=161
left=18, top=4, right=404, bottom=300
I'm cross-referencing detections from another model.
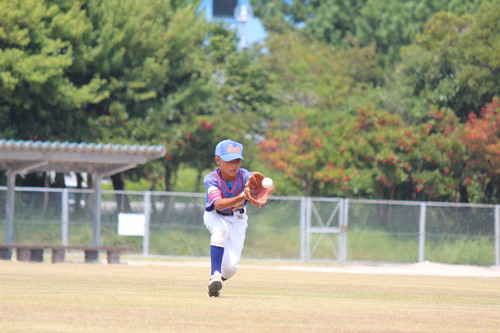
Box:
left=125, top=257, right=500, bottom=277
left=274, top=261, right=500, bottom=277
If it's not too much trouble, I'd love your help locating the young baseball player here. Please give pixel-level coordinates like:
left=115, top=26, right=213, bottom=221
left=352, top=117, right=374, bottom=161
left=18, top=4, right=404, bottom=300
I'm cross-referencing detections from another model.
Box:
left=203, top=139, right=251, bottom=297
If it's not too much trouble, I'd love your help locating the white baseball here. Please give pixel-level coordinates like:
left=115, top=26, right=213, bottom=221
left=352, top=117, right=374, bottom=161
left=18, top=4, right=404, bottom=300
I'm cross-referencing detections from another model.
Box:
left=262, top=177, right=273, bottom=189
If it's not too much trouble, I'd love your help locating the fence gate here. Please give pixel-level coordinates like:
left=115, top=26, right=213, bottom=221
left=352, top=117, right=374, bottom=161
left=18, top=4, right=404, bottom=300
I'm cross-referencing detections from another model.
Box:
left=301, top=197, right=348, bottom=262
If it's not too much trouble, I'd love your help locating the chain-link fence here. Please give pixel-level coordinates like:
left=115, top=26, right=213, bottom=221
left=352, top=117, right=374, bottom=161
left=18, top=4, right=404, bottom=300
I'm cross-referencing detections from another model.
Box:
left=1, top=187, right=498, bottom=266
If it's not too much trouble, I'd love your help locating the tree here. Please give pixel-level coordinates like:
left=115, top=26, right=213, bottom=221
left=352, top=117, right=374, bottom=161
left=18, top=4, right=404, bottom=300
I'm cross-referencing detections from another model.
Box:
left=454, top=0, right=500, bottom=118
left=255, top=29, right=380, bottom=196
left=81, top=0, right=212, bottom=191
left=0, top=0, right=228, bottom=193
left=355, top=0, right=481, bottom=68
left=85, top=0, right=209, bottom=138
left=332, top=105, right=468, bottom=202
left=409, top=107, right=468, bottom=202
left=463, top=97, right=500, bottom=202
left=259, top=112, right=326, bottom=196
left=263, top=31, right=373, bottom=110
left=251, top=0, right=481, bottom=70
left=387, top=1, right=500, bottom=121
left=0, top=0, right=107, bottom=141
left=259, top=101, right=471, bottom=202
left=158, top=22, right=277, bottom=192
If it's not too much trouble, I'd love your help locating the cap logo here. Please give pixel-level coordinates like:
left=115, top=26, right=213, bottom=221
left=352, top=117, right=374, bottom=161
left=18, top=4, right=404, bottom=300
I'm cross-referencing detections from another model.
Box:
left=226, top=144, right=241, bottom=154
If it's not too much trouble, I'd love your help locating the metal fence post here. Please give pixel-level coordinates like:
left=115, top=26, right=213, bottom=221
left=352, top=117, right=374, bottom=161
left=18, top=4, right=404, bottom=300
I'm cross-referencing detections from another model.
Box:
left=338, top=198, right=348, bottom=263
left=418, top=202, right=427, bottom=263
left=61, top=189, right=69, bottom=245
left=143, top=191, right=151, bottom=257
left=300, top=196, right=307, bottom=261
left=495, top=205, right=499, bottom=266
left=306, top=197, right=312, bottom=261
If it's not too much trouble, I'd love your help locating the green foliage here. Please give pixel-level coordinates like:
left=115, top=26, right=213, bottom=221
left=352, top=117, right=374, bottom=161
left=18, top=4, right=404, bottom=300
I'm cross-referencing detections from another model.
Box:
left=86, top=0, right=209, bottom=142
left=0, top=0, right=106, bottom=140
left=388, top=1, right=500, bottom=121
left=264, top=31, right=375, bottom=110
left=252, top=0, right=482, bottom=69
left=0, top=0, right=220, bottom=192
left=254, top=0, right=500, bottom=203
left=455, top=0, right=500, bottom=115
left=155, top=35, right=276, bottom=190
left=2, top=0, right=500, bottom=204
left=259, top=101, right=474, bottom=201
left=462, top=98, right=500, bottom=202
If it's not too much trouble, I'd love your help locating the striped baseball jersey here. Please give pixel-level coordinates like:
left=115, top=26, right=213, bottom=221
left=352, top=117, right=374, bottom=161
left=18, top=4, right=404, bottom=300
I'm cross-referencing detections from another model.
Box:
left=204, top=168, right=252, bottom=214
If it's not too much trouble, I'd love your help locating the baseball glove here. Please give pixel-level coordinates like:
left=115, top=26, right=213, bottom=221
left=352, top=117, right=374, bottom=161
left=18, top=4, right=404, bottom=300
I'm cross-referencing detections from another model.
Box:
left=244, top=172, right=271, bottom=208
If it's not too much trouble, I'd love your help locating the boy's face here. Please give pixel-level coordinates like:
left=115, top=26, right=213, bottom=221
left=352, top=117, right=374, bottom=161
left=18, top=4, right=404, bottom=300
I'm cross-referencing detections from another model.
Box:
left=215, top=156, right=242, bottom=181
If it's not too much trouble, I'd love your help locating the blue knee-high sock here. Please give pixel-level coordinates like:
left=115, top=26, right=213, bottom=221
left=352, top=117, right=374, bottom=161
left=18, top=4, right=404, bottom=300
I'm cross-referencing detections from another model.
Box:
left=210, top=245, right=224, bottom=275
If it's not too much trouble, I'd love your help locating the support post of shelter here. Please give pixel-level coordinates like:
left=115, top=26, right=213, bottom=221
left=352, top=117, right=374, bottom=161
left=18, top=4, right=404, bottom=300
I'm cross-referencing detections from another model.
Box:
left=5, top=170, right=15, bottom=244
left=92, top=173, right=102, bottom=246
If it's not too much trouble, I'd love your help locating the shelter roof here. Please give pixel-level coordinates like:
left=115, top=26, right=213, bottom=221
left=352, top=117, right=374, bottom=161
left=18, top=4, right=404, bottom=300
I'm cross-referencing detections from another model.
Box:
left=0, top=139, right=166, bottom=176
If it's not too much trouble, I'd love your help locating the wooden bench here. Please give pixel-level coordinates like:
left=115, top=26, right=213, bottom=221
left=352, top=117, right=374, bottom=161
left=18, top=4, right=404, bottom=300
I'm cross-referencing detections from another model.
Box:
left=0, top=243, right=134, bottom=264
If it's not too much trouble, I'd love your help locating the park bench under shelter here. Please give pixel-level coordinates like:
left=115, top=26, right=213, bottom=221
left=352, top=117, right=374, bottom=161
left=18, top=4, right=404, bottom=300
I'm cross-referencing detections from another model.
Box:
left=0, top=139, right=166, bottom=258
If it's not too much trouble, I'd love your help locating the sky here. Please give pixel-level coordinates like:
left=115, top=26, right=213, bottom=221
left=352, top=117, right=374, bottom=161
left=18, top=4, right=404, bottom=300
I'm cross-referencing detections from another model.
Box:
left=199, top=0, right=267, bottom=48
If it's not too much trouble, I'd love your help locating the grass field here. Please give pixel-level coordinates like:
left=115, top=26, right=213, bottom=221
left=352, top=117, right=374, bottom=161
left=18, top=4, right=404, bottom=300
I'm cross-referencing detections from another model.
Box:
left=1, top=258, right=499, bottom=332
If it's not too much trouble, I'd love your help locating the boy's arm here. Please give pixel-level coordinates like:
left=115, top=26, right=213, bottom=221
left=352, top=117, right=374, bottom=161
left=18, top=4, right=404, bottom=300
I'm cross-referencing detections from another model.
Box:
left=213, top=192, right=246, bottom=211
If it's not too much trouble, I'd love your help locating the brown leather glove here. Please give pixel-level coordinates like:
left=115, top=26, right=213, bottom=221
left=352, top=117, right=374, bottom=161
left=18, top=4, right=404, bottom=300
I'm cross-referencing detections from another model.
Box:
left=244, top=172, right=271, bottom=208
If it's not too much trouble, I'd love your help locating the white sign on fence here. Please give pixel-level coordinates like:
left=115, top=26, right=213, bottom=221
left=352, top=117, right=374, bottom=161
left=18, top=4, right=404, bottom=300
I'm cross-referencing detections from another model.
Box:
left=118, top=213, right=145, bottom=236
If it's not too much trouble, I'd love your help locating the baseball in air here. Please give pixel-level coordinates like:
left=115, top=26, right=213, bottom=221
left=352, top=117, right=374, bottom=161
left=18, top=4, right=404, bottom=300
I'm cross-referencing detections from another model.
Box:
left=262, top=177, right=273, bottom=189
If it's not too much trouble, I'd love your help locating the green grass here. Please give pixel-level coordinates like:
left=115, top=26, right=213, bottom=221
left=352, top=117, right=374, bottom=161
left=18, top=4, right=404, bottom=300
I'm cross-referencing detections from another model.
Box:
left=344, top=230, right=495, bottom=265
left=346, top=230, right=419, bottom=262
left=1, top=259, right=499, bottom=332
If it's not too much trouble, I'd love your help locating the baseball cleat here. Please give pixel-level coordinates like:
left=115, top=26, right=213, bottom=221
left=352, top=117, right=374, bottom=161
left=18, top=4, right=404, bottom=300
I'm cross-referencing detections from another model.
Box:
left=207, top=272, right=223, bottom=297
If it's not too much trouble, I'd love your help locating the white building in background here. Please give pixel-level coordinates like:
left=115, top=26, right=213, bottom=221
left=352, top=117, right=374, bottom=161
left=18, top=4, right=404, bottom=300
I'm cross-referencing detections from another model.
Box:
left=200, top=0, right=267, bottom=48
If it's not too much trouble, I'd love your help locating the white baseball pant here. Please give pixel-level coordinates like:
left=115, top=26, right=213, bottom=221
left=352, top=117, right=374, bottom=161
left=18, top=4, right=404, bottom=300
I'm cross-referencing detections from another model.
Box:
left=203, top=210, right=248, bottom=279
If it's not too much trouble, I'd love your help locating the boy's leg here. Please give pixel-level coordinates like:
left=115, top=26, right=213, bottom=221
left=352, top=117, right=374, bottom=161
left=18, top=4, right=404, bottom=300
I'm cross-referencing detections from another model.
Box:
left=208, top=245, right=224, bottom=297
left=204, top=211, right=228, bottom=297
left=221, top=216, right=248, bottom=280
left=210, top=245, right=224, bottom=275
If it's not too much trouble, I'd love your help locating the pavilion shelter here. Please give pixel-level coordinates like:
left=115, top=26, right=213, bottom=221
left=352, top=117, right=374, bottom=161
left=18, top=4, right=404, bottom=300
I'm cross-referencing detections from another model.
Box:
left=0, top=139, right=166, bottom=246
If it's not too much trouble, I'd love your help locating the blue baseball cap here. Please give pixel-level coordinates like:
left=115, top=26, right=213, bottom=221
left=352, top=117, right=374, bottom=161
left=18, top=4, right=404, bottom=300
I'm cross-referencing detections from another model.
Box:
left=215, top=139, right=244, bottom=162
